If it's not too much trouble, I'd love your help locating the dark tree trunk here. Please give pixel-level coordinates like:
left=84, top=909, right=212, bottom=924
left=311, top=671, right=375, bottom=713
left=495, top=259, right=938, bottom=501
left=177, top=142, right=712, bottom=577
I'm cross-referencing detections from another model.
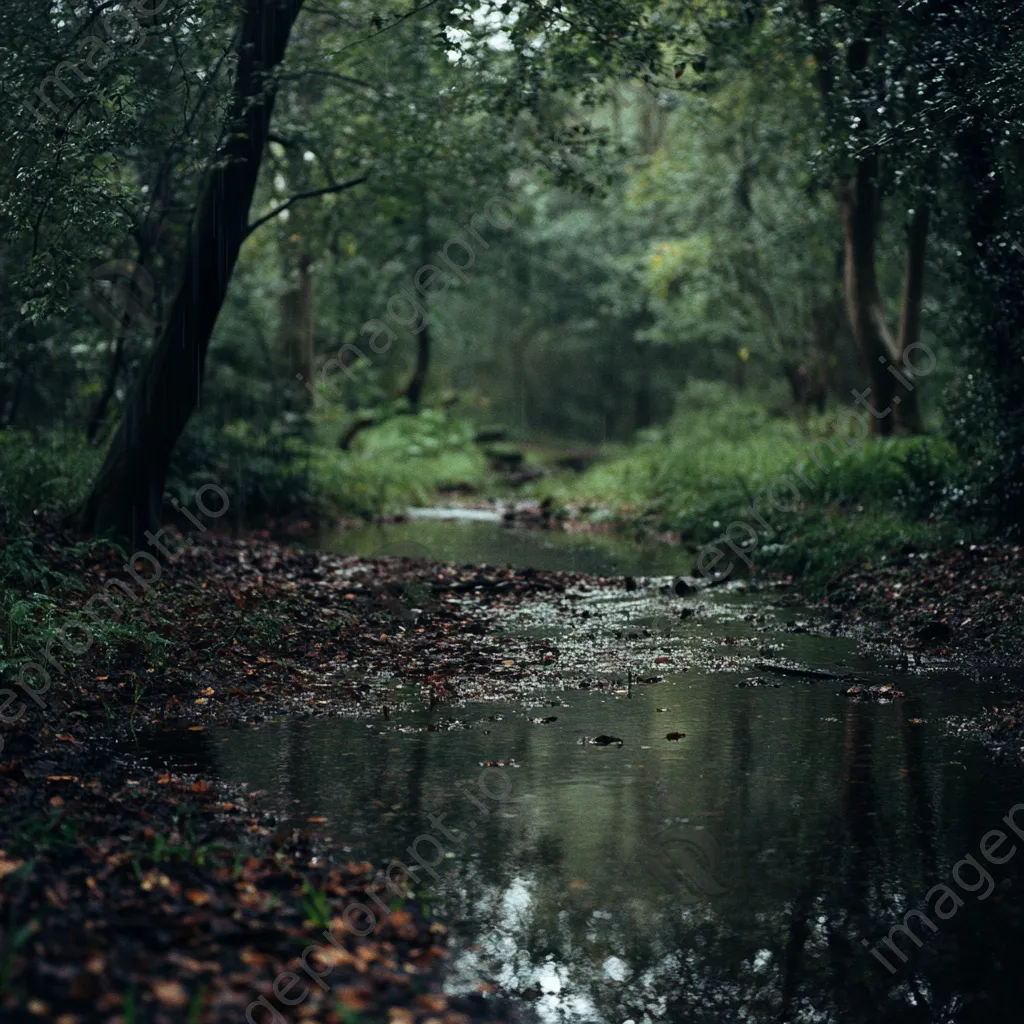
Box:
left=808, top=23, right=929, bottom=436
left=837, top=158, right=930, bottom=436
left=405, top=189, right=431, bottom=413
left=406, top=322, right=431, bottom=413
left=80, top=0, right=305, bottom=544
left=633, top=338, right=653, bottom=429
left=893, top=203, right=929, bottom=432
left=278, top=251, right=316, bottom=402
left=956, top=124, right=1017, bottom=372
left=86, top=335, right=125, bottom=443
left=837, top=157, right=899, bottom=436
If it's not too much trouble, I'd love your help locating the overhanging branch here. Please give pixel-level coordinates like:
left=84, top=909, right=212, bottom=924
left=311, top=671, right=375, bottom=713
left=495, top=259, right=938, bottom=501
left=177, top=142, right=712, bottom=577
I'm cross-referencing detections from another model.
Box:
left=245, top=176, right=367, bottom=238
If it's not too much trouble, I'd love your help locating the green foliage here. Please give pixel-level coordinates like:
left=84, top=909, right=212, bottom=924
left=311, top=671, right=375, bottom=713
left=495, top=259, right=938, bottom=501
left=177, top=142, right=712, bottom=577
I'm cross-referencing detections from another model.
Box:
left=0, top=0, right=1021, bottom=568
left=756, top=507, right=956, bottom=594
left=540, top=381, right=973, bottom=588
left=300, top=881, right=333, bottom=930
left=311, top=409, right=487, bottom=518
left=0, top=431, right=101, bottom=529
left=540, top=380, right=815, bottom=524
left=0, top=431, right=170, bottom=681
left=172, top=415, right=316, bottom=523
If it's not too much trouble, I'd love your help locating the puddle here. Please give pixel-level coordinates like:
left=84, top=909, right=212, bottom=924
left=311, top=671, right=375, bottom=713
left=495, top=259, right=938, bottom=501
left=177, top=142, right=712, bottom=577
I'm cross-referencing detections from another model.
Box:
left=321, top=515, right=688, bottom=576
left=130, top=518, right=1024, bottom=1022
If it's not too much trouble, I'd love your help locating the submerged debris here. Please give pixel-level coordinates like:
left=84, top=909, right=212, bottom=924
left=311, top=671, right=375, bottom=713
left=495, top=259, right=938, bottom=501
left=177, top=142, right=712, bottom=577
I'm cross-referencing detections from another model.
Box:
left=755, top=660, right=848, bottom=681
left=580, top=735, right=623, bottom=746
left=842, top=683, right=905, bottom=702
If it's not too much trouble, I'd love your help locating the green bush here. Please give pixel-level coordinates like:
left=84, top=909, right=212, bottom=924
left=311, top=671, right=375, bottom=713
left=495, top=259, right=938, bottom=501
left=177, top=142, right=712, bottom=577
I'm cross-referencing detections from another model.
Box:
left=311, top=408, right=487, bottom=518
left=537, top=382, right=978, bottom=589
left=0, top=429, right=100, bottom=531
left=537, top=380, right=821, bottom=527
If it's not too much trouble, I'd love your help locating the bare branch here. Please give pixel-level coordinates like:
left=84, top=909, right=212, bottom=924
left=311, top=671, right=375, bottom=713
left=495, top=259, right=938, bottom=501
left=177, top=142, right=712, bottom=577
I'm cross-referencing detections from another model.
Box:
left=244, top=176, right=367, bottom=238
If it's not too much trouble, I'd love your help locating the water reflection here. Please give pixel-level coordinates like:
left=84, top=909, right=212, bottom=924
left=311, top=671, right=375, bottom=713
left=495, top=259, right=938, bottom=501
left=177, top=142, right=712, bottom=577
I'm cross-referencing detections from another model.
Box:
left=141, top=520, right=1024, bottom=1022
left=323, top=517, right=691, bottom=576
left=161, top=648, right=1024, bottom=1023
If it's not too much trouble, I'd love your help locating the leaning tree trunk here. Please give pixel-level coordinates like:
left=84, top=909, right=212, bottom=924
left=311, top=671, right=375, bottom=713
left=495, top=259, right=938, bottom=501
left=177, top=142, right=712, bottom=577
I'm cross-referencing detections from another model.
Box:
left=80, top=0, right=305, bottom=544
left=837, top=156, right=929, bottom=435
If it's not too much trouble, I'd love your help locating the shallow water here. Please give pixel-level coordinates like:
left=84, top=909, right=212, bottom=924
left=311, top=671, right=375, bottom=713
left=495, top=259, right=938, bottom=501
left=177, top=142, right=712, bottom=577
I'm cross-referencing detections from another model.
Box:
left=139, top=519, right=1024, bottom=1023
left=321, top=515, right=691, bottom=576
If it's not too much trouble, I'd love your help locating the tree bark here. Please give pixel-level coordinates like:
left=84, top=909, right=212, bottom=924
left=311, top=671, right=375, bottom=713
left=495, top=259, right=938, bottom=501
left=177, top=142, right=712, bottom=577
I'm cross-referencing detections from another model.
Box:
left=893, top=203, right=929, bottom=432
left=405, top=320, right=431, bottom=413
left=86, top=334, right=125, bottom=443
left=837, top=157, right=898, bottom=436
left=805, top=17, right=930, bottom=436
left=80, top=0, right=305, bottom=544
left=405, top=188, right=431, bottom=413
left=837, top=157, right=929, bottom=435
left=278, top=251, right=316, bottom=399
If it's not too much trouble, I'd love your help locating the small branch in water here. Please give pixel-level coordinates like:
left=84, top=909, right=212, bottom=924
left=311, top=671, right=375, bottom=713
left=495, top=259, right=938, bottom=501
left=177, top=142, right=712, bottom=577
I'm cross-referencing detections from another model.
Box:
left=754, top=661, right=850, bottom=681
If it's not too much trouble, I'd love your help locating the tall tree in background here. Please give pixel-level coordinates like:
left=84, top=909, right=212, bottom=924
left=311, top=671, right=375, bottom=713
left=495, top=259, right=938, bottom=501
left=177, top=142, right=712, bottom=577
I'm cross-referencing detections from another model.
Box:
left=796, top=0, right=932, bottom=435
left=81, top=0, right=307, bottom=542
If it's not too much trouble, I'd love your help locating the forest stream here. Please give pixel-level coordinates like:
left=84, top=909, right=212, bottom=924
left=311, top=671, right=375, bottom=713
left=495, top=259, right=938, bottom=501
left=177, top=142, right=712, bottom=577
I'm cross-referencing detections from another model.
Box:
left=117, top=517, right=1024, bottom=1024
left=8, top=2, right=1024, bottom=1020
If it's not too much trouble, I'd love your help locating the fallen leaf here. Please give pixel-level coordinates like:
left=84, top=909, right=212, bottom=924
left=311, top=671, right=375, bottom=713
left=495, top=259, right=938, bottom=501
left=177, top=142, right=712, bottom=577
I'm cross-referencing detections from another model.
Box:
left=153, top=980, right=188, bottom=1008
left=0, top=858, right=25, bottom=879
left=416, top=993, right=448, bottom=1011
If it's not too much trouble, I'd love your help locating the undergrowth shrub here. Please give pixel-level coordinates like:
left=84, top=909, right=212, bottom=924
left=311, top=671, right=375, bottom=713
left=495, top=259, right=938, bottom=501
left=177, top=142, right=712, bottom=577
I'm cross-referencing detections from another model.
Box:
left=0, top=429, right=100, bottom=531
left=311, top=408, right=486, bottom=518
